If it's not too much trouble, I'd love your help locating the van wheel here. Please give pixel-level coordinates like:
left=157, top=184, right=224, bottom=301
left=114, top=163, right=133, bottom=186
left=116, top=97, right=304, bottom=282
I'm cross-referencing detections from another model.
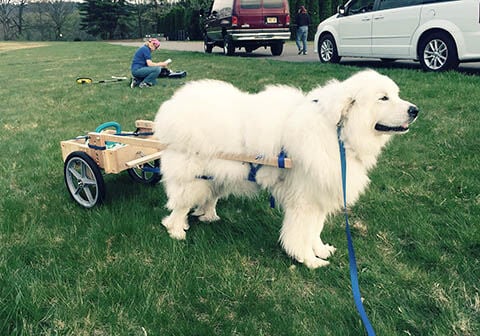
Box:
left=419, top=32, right=459, bottom=72
left=271, top=43, right=283, bottom=56
left=318, top=34, right=340, bottom=63
left=223, top=37, right=235, bottom=56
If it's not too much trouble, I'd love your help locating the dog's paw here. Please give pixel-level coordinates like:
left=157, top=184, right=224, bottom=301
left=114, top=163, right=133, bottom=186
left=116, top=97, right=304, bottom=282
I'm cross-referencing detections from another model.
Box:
left=162, top=215, right=188, bottom=239
left=303, top=256, right=330, bottom=269
left=199, top=214, right=220, bottom=222
left=162, top=216, right=173, bottom=230
left=168, top=227, right=186, bottom=240
left=314, top=243, right=336, bottom=259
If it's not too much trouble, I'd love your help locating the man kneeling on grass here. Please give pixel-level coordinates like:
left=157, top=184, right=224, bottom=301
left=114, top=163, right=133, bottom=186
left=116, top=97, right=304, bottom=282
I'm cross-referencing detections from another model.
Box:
left=130, top=38, right=170, bottom=88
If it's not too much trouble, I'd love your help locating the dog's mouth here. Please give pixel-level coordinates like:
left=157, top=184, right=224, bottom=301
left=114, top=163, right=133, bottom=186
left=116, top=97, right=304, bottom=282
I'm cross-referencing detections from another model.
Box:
left=374, top=123, right=410, bottom=133
left=375, top=106, right=419, bottom=134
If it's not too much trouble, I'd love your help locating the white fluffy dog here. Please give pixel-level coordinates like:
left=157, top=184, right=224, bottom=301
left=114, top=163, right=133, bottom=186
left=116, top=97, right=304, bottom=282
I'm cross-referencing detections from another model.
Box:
left=154, top=70, right=418, bottom=269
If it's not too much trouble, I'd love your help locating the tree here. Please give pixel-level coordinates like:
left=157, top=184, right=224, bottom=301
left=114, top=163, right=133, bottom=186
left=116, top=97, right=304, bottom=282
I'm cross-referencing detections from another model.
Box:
left=130, top=0, right=152, bottom=39
left=45, top=0, right=75, bottom=40
left=79, top=0, right=131, bottom=40
left=0, top=0, right=17, bottom=39
left=13, top=0, right=27, bottom=36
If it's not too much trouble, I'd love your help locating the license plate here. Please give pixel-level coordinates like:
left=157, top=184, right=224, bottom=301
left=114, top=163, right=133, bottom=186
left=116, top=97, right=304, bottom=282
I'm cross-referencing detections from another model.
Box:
left=266, top=17, right=277, bottom=24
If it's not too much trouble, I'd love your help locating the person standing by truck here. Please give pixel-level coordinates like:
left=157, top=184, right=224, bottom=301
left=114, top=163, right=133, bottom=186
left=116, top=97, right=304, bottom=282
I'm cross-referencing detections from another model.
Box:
left=295, top=6, right=311, bottom=55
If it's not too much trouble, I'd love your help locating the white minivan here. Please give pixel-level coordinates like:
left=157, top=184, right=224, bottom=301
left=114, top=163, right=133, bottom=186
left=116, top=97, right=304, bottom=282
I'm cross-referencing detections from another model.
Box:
left=313, top=0, right=480, bottom=71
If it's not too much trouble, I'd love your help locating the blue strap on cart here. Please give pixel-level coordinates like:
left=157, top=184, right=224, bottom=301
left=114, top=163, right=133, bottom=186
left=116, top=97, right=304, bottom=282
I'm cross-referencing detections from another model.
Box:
left=338, top=126, right=376, bottom=336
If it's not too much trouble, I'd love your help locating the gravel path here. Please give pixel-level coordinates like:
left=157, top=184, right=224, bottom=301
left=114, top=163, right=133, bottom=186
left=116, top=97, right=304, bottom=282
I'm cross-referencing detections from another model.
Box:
left=110, top=40, right=319, bottom=63
left=111, top=40, right=480, bottom=72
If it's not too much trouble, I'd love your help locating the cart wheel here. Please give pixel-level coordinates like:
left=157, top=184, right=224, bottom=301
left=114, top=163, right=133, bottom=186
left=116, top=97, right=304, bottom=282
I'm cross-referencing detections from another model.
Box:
left=64, top=151, right=105, bottom=208
left=127, top=159, right=161, bottom=185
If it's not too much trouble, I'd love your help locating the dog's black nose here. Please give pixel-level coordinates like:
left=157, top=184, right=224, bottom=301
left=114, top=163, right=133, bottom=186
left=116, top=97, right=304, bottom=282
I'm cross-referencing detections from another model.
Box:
left=408, top=106, right=419, bottom=119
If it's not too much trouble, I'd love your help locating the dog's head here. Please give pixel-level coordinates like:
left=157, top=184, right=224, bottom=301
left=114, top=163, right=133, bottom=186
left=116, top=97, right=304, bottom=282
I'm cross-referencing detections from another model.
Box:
left=306, top=70, right=418, bottom=168
left=340, top=70, right=418, bottom=135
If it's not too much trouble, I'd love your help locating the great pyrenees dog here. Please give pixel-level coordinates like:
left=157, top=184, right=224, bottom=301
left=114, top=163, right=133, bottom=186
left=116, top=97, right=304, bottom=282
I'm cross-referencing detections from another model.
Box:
left=154, top=70, right=418, bottom=269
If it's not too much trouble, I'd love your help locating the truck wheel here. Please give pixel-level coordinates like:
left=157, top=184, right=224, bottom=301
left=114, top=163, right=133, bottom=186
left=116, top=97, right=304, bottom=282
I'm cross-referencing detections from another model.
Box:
left=223, top=36, right=235, bottom=56
left=204, top=37, right=213, bottom=53
left=271, top=43, right=283, bottom=56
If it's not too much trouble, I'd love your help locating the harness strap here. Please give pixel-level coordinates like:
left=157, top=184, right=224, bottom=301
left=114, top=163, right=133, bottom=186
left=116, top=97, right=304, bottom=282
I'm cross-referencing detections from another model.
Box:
left=248, top=163, right=262, bottom=182
left=88, top=143, right=107, bottom=151
left=338, top=126, right=376, bottom=336
left=277, top=148, right=287, bottom=168
left=114, top=131, right=155, bottom=137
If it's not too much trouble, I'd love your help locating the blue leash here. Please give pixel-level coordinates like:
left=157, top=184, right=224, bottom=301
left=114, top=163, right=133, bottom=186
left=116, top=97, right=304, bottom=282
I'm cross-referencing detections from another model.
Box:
left=338, top=127, right=376, bottom=336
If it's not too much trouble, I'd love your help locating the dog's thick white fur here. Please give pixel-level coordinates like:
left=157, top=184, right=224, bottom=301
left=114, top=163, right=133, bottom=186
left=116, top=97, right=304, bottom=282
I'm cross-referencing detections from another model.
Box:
left=154, top=70, right=418, bottom=269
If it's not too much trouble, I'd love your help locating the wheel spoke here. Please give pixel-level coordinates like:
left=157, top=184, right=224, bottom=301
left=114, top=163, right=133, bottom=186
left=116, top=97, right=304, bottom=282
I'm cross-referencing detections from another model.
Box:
left=83, top=186, right=95, bottom=203
left=82, top=177, right=97, bottom=186
left=68, top=166, right=82, bottom=180
left=73, top=185, right=83, bottom=196
left=81, top=163, right=88, bottom=179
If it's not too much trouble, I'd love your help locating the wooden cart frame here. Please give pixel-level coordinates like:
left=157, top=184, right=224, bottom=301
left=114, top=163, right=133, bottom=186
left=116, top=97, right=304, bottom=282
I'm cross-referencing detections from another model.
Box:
left=61, top=120, right=292, bottom=208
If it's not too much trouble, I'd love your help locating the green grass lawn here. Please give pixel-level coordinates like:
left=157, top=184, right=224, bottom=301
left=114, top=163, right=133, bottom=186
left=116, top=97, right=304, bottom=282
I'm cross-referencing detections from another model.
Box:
left=0, top=42, right=478, bottom=336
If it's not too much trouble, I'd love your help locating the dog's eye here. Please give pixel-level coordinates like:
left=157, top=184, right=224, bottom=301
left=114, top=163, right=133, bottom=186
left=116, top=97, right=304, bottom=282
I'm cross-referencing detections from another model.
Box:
left=379, top=96, right=389, bottom=101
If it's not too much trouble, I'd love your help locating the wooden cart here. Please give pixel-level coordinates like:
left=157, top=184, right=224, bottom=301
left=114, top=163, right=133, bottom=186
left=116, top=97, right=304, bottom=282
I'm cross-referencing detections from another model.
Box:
left=61, top=120, right=292, bottom=208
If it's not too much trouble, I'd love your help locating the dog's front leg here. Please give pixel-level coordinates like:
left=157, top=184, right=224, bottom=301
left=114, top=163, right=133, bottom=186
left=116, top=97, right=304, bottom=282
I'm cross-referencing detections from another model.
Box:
left=313, top=239, right=336, bottom=260
left=279, top=206, right=330, bottom=269
left=162, top=207, right=190, bottom=240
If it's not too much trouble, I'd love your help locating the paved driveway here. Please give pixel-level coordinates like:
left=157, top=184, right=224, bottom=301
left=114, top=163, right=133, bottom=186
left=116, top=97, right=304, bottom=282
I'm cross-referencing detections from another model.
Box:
left=112, top=40, right=480, bottom=74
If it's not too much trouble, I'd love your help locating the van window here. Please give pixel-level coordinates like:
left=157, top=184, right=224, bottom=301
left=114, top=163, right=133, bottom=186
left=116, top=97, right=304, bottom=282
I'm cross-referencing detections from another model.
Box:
left=263, top=0, right=284, bottom=9
left=212, top=0, right=234, bottom=16
left=240, top=0, right=261, bottom=9
left=347, top=0, right=374, bottom=15
left=378, top=0, right=423, bottom=10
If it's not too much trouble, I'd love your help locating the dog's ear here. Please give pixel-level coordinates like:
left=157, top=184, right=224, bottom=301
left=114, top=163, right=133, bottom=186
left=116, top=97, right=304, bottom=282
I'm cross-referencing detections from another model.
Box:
left=340, top=97, right=356, bottom=118
left=308, top=81, right=356, bottom=126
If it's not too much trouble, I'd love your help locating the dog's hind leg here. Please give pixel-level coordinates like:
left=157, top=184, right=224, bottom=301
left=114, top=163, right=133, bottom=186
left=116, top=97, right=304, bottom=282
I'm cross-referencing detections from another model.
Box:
left=162, top=179, right=213, bottom=240
left=279, top=205, right=330, bottom=269
left=193, top=197, right=220, bottom=222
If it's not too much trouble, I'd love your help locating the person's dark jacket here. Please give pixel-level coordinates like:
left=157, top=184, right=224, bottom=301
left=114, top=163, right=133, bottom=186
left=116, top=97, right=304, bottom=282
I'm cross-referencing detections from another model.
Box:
left=296, top=13, right=311, bottom=27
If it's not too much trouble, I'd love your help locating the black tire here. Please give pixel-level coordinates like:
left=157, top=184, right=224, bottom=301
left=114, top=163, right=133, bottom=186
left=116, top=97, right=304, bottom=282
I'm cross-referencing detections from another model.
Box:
left=419, top=32, right=459, bottom=72
left=318, top=34, right=341, bottom=63
left=271, top=43, right=283, bottom=56
left=127, top=159, right=161, bottom=185
left=64, top=151, right=105, bottom=208
left=223, top=36, right=235, bottom=56
left=204, top=37, right=213, bottom=54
